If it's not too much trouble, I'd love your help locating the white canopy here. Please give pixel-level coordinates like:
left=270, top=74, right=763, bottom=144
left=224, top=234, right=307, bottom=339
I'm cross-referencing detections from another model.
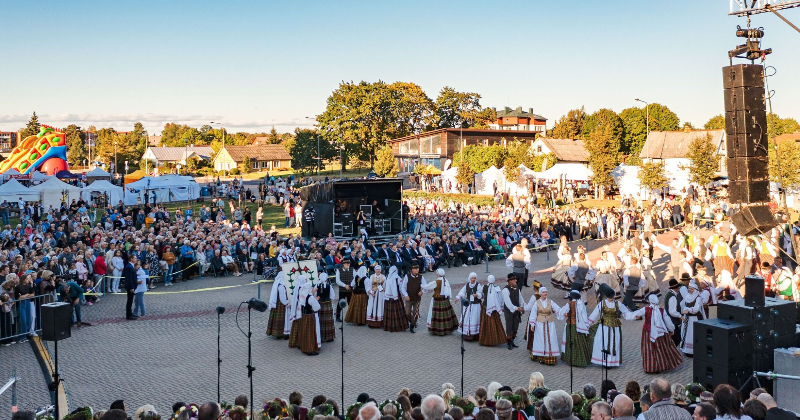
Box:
left=474, top=165, right=505, bottom=195
left=0, top=178, right=39, bottom=201
left=125, top=175, right=200, bottom=202
left=2, top=168, right=22, bottom=181
left=31, top=171, right=51, bottom=184
left=611, top=164, right=642, bottom=198
left=536, top=163, right=594, bottom=181
left=440, top=167, right=459, bottom=193
left=30, top=177, right=82, bottom=210
left=86, top=167, right=111, bottom=178
left=81, top=180, right=125, bottom=205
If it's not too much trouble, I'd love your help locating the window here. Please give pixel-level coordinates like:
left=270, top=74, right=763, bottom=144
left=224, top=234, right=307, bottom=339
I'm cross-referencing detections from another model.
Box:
left=537, top=145, right=542, bottom=153
left=420, top=135, right=441, bottom=154
left=252, top=161, right=259, bottom=169
left=399, top=140, right=419, bottom=154
left=273, top=160, right=280, bottom=168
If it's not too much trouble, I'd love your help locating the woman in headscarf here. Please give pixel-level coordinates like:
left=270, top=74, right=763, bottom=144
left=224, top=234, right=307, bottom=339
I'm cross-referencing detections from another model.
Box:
left=479, top=275, right=506, bottom=347
left=344, top=266, right=368, bottom=326
left=365, top=265, right=386, bottom=328
left=266, top=267, right=290, bottom=339
left=550, top=237, right=571, bottom=290
left=289, top=277, right=321, bottom=355
left=625, top=294, right=683, bottom=373
left=557, top=290, right=592, bottom=367
left=382, top=265, right=409, bottom=332
left=593, top=250, right=620, bottom=298
left=422, top=268, right=458, bottom=336
left=525, top=286, right=561, bottom=365
left=315, top=272, right=336, bottom=342
left=587, top=283, right=634, bottom=368
left=455, top=272, right=483, bottom=341
left=679, top=279, right=705, bottom=356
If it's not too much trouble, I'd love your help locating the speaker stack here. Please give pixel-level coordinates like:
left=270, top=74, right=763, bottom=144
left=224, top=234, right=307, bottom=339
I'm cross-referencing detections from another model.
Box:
left=692, top=318, right=753, bottom=392
left=41, top=302, right=72, bottom=342
left=723, top=64, right=777, bottom=235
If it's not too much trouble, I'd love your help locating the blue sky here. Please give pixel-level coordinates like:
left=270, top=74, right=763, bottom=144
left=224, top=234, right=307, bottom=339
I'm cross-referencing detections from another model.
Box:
left=1, top=0, right=798, bottom=134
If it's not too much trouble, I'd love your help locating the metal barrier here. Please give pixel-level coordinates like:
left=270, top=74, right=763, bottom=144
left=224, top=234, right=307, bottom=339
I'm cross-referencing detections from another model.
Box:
left=0, top=294, right=56, bottom=343
left=0, top=369, right=18, bottom=412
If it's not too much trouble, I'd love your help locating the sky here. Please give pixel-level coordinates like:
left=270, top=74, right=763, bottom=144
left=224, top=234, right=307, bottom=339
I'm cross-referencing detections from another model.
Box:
left=2, top=0, right=799, bottom=135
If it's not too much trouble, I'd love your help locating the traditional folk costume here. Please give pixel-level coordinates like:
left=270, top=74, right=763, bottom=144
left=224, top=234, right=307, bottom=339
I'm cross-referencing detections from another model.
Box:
left=587, top=284, right=633, bottom=368
left=502, top=275, right=526, bottom=349
left=712, top=270, right=743, bottom=302
left=593, top=253, right=620, bottom=298
left=344, top=266, right=368, bottom=325
left=635, top=255, right=661, bottom=302
left=679, top=280, right=705, bottom=356
left=383, top=266, right=409, bottom=332
left=334, top=261, right=355, bottom=322
left=557, top=290, right=592, bottom=366
left=711, top=240, right=734, bottom=276
left=664, top=279, right=684, bottom=347
left=456, top=272, right=483, bottom=341
left=315, top=273, right=336, bottom=342
left=506, top=245, right=531, bottom=287
left=631, top=295, right=683, bottom=372
left=622, top=263, right=644, bottom=311
left=267, top=271, right=290, bottom=339
left=525, top=287, right=561, bottom=364
left=567, top=256, right=594, bottom=302
left=401, top=264, right=427, bottom=333
left=551, top=242, right=572, bottom=290
left=290, top=280, right=322, bottom=355
left=479, top=275, right=507, bottom=347
left=422, top=268, right=459, bottom=336
left=365, top=266, right=386, bottom=328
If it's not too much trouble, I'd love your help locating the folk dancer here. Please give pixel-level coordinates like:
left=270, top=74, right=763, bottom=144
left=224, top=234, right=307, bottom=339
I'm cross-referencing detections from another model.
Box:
left=502, top=273, right=525, bottom=350
left=383, top=265, right=409, bottom=332
left=506, top=243, right=531, bottom=288
left=654, top=237, right=690, bottom=280
left=621, top=256, right=644, bottom=312
left=401, top=262, right=427, bottom=333
left=557, top=290, right=591, bottom=367
left=627, top=294, right=683, bottom=373
left=291, top=279, right=322, bottom=356
left=551, top=237, right=571, bottom=290
left=478, top=275, right=507, bottom=347
left=334, top=259, right=355, bottom=322
left=664, top=279, right=684, bottom=347
left=315, top=273, right=336, bottom=342
left=594, top=251, right=620, bottom=298
left=422, top=268, right=459, bottom=336
left=456, top=272, right=483, bottom=341
left=365, top=265, right=386, bottom=328
left=712, top=270, right=742, bottom=302
left=525, top=286, right=561, bottom=364
left=711, top=237, right=735, bottom=276
left=774, top=258, right=797, bottom=301
left=635, top=254, right=661, bottom=302
left=266, top=268, right=290, bottom=339
left=344, top=266, right=368, bottom=326
left=587, top=283, right=634, bottom=368
left=567, top=252, right=593, bottom=302
left=679, top=280, right=705, bottom=357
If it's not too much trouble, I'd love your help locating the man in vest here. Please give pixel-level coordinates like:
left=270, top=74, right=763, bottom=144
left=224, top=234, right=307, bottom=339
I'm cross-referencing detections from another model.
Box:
left=401, top=263, right=427, bottom=333
left=334, top=259, right=355, bottom=322
left=622, top=256, right=643, bottom=312
left=567, top=252, right=590, bottom=302
left=505, top=244, right=530, bottom=288
left=502, top=273, right=525, bottom=350
left=655, top=238, right=689, bottom=281
left=664, top=279, right=683, bottom=347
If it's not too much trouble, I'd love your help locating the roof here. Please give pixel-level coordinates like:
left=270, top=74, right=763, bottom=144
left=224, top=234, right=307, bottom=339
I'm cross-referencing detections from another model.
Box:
left=496, top=107, right=547, bottom=121
left=221, top=145, right=291, bottom=162
left=146, top=146, right=214, bottom=162
left=388, top=128, right=540, bottom=143
left=537, top=138, right=589, bottom=162
left=639, top=130, right=725, bottom=159
left=775, top=131, right=800, bottom=143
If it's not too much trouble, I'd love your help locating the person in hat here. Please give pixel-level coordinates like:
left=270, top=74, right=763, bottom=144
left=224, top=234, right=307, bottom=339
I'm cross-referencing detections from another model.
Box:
left=267, top=267, right=291, bottom=339
left=314, top=272, right=336, bottom=342
left=455, top=272, right=483, bottom=341
left=478, top=275, right=506, bottom=347
left=679, top=279, right=705, bottom=356
left=587, top=283, right=634, bottom=367
left=382, top=265, right=409, bottom=332
left=422, top=268, right=458, bottom=336
left=556, top=290, right=592, bottom=367
left=626, top=294, right=683, bottom=373
left=502, top=272, right=526, bottom=349
left=365, top=265, right=386, bottom=328
left=506, top=243, right=531, bottom=288
left=664, top=279, right=684, bottom=347
left=401, top=262, right=427, bottom=333
left=288, top=276, right=321, bottom=356
left=525, top=286, right=561, bottom=364
left=344, top=266, right=369, bottom=326
left=334, top=259, right=355, bottom=322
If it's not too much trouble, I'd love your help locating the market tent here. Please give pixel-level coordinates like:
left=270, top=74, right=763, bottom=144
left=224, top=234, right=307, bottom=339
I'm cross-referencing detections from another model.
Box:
left=56, top=170, right=80, bottom=180
left=611, top=164, right=642, bottom=198
left=31, top=171, right=51, bottom=184
left=86, top=166, right=111, bottom=184
left=424, top=165, right=441, bottom=175
left=30, top=177, right=82, bottom=210
left=126, top=175, right=200, bottom=202
left=81, top=180, right=124, bottom=205
left=474, top=165, right=504, bottom=195
left=0, top=178, right=39, bottom=201
left=156, top=175, right=200, bottom=200
left=441, top=167, right=459, bottom=193
left=536, top=163, right=594, bottom=181
left=1, top=168, right=22, bottom=182
left=503, top=165, right=535, bottom=196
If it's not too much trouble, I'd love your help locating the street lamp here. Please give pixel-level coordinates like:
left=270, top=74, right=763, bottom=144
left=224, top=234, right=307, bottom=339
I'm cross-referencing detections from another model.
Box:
left=305, top=116, right=321, bottom=181
left=635, top=98, right=650, bottom=158
left=114, top=140, right=117, bottom=178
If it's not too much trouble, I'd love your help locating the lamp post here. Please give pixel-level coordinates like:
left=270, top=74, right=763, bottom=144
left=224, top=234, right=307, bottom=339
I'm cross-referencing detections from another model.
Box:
left=635, top=98, right=650, bottom=157
left=184, top=138, right=188, bottom=175
left=114, top=140, right=117, bottom=179
left=305, top=116, right=320, bottom=180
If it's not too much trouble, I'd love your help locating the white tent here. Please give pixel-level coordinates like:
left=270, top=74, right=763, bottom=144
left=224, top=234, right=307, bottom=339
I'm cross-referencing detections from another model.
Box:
left=1, top=168, right=22, bottom=182
left=536, top=163, right=594, bottom=181
left=30, top=177, right=82, bottom=211
left=0, top=178, right=39, bottom=201
left=81, top=180, right=124, bottom=205
left=501, top=165, right=535, bottom=196
left=126, top=175, right=200, bottom=203
left=441, top=167, right=459, bottom=193
left=86, top=167, right=111, bottom=180
left=474, top=165, right=505, bottom=195
left=31, top=171, right=51, bottom=184
left=611, top=164, right=643, bottom=198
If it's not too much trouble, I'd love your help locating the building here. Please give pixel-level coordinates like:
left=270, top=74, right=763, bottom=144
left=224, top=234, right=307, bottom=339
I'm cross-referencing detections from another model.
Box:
left=148, top=135, right=162, bottom=147
left=488, top=107, right=547, bottom=133
left=530, top=137, right=589, bottom=165
left=141, top=146, right=215, bottom=167
left=388, top=128, right=541, bottom=173
left=0, top=131, right=19, bottom=158
left=212, top=145, right=292, bottom=172
left=774, top=131, right=800, bottom=144
left=639, top=128, right=727, bottom=192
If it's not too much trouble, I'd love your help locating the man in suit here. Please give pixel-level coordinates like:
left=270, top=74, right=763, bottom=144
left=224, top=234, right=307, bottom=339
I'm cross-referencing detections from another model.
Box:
left=123, top=255, right=138, bottom=320
left=479, top=233, right=492, bottom=260
left=391, top=243, right=409, bottom=275
left=366, top=239, right=379, bottom=255
left=467, top=235, right=485, bottom=265
left=441, top=238, right=456, bottom=268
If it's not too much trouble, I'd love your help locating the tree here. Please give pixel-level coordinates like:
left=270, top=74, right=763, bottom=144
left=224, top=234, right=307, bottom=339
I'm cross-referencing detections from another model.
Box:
left=65, top=124, right=86, bottom=167
left=551, top=107, right=586, bottom=139
left=582, top=108, right=624, bottom=141
left=456, top=164, right=475, bottom=193
left=585, top=125, right=620, bottom=197
left=704, top=115, right=725, bottom=130
left=767, top=113, right=800, bottom=138
left=434, top=87, right=493, bottom=129
left=19, top=112, right=41, bottom=139
left=239, top=156, right=253, bottom=174
left=128, top=122, right=148, bottom=161
left=619, top=107, right=647, bottom=155
left=528, top=152, right=557, bottom=172
left=502, top=140, right=530, bottom=182
left=266, top=127, right=282, bottom=144
left=373, top=145, right=398, bottom=177
left=288, top=128, right=335, bottom=175
left=452, top=144, right=506, bottom=174
left=682, top=122, right=695, bottom=130
left=769, top=139, right=800, bottom=189
left=94, top=128, right=121, bottom=171
left=685, top=133, right=720, bottom=190
left=638, top=161, right=669, bottom=192
left=646, top=103, right=680, bottom=132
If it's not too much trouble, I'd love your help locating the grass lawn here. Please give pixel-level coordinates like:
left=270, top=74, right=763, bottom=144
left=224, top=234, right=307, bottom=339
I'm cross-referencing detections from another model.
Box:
left=160, top=198, right=301, bottom=236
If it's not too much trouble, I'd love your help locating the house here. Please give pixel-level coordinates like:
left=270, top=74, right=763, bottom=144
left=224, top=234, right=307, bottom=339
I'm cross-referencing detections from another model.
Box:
left=388, top=128, right=540, bottom=173
left=148, top=135, right=162, bottom=147
left=489, top=107, right=547, bottom=133
left=774, top=131, right=800, bottom=144
left=0, top=131, right=19, bottom=158
left=639, top=128, right=727, bottom=192
left=530, top=137, right=589, bottom=165
left=212, top=145, right=292, bottom=172
left=141, top=146, right=215, bottom=167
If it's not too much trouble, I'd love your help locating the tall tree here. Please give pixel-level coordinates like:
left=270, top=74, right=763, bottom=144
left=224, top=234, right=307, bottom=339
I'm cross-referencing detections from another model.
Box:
left=619, top=107, right=647, bottom=155
left=434, top=87, right=492, bottom=129
left=94, top=128, right=121, bottom=172
left=646, top=103, right=680, bottom=132
left=452, top=144, right=506, bottom=174
left=704, top=115, right=725, bottom=130
left=373, top=145, right=399, bottom=177
left=585, top=125, right=620, bottom=197
left=638, top=161, right=669, bottom=192
left=19, top=112, right=41, bottom=139
left=769, top=138, right=800, bottom=189
left=456, top=164, right=475, bottom=193
left=502, top=140, right=530, bottom=182
left=390, top=82, right=435, bottom=136
left=287, top=128, right=335, bottom=175
left=128, top=122, right=148, bottom=160
left=685, top=133, right=720, bottom=190
left=767, top=113, right=800, bottom=138
left=266, top=127, right=282, bottom=144
left=550, top=107, right=586, bottom=139
left=582, top=108, right=624, bottom=141
left=65, top=124, right=86, bottom=166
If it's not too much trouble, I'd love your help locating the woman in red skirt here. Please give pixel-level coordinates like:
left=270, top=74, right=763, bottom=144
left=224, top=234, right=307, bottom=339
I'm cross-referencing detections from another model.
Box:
left=382, top=266, right=409, bottom=332
left=344, top=266, right=368, bottom=325
left=315, top=273, right=337, bottom=342
left=626, top=294, right=683, bottom=373
left=479, top=275, right=506, bottom=347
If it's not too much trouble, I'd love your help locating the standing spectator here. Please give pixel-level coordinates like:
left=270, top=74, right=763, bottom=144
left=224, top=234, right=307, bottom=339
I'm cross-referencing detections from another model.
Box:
left=612, top=395, right=637, bottom=420
left=59, top=280, right=85, bottom=326
left=123, top=256, right=138, bottom=320
left=163, top=245, right=176, bottom=286
left=15, top=274, right=36, bottom=342
left=757, top=394, right=795, bottom=420
left=284, top=203, right=292, bottom=228
left=133, top=262, right=148, bottom=318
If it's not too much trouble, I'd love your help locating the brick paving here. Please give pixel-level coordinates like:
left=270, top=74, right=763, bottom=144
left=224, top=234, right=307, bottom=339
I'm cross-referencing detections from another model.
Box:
left=0, top=230, right=696, bottom=415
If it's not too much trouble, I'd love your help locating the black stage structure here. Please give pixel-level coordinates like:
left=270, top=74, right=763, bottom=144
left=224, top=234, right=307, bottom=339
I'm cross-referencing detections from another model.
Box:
left=300, top=179, right=404, bottom=239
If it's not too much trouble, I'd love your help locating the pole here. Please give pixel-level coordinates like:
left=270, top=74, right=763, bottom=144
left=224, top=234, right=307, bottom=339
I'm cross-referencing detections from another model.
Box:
left=317, top=134, right=320, bottom=181
left=459, top=300, right=468, bottom=397
left=217, top=311, right=222, bottom=403
left=340, top=302, right=345, bottom=407
left=53, top=340, right=60, bottom=420
left=247, top=308, right=254, bottom=420
left=11, top=368, right=17, bottom=414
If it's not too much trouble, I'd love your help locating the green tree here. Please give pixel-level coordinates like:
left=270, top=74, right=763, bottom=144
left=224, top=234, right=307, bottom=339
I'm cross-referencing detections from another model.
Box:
left=434, top=87, right=493, bottom=129
left=646, top=103, right=680, bottom=132
left=373, top=145, right=399, bottom=177
left=288, top=128, right=335, bottom=175
left=683, top=122, right=695, bottom=130
left=19, top=112, right=41, bottom=139
left=502, top=140, right=530, bottom=182
left=619, top=107, right=647, bottom=154
left=769, top=139, right=800, bottom=189
left=94, top=128, right=121, bottom=171
left=582, top=108, right=624, bottom=141
left=551, top=107, right=586, bottom=139
left=685, top=133, right=720, bottom=190
left=767, top=113, right=800, bottom=138
left=586, top=125, right=620, bottom=197
left=456, top=164, right=475, bottom=193
left=704, top=115, right=725, bottom=130
left=528, top=152, right=557, bottom=172
left=65, top=124, right=86, bottom=167
left=266, top=127, right=282, bottom=144
left=638, top=161, right=669, bottom=191
left=452, top=144, right=506, bottom=173
left=127, top=122, right=148, bottom=161
left=239, top=156, right=253, bottom=174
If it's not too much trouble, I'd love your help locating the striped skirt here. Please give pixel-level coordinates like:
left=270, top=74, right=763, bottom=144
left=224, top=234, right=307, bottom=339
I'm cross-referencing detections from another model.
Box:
left=479, top=311, right=507, bottom=347
left=288, top=320, right=300, bottom=348
left=428, top=297, right=458, bottom=336
left=298, top=314, right=320, bottom=355
left=266, top=302, right=287, bottom=338
left=713, top=255, right=734, bottom=275
left=642, top=330, right=684, bottom=373
left=319, top=303, right=335, bottom=342
left=383, top=299, right=409, bottom=332
left=551, top=264, right=571, bottom=290
left=560, top=324, right=592, bottom=367
left=345, top=293, right=367, bottom=326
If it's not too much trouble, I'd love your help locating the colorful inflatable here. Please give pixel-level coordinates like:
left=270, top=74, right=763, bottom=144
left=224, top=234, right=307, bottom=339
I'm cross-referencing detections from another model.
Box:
left=0, top=126, right=69, bottom=175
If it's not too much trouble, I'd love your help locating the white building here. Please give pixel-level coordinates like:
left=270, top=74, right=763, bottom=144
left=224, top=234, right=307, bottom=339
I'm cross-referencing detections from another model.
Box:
left=639, top=129, right=727, bottom=194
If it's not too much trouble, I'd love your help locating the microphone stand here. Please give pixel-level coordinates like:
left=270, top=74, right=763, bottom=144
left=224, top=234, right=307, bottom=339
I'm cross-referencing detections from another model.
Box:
left=235, top=302, right=256, bottom=420
left=459, top=298, right=470, bottom=397
left=339, top=299, right=347, bottom=408
left=569, top=302, right=574, bottom=393
left=217, top=310, right=222, bottom=403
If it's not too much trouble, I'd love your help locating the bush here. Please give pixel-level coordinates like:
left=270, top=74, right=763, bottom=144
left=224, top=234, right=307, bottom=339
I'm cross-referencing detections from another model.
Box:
left=229, top=168, right=240, bottom=175
left=218, top=170, right=228, bottom=176
left=197, top=167, right=214, bottom=177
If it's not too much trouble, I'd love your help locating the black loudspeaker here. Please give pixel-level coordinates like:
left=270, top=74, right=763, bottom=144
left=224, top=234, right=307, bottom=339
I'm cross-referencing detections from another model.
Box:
left=692, top=358, right=752, bottom=392
left=41, top=302, right=72, bottom=342
left=333, top=223, right=343, bottom=237
left=731, top=205, right=777, bottom=234
left=693, top=318, right=753, bottom=369
left=718, top=298, right=797, bottom=338
left=745, top=276, right=766, bottom=307
left=735, top=156, right=769, bottom=181
left=342, top=223, right=353, bottom=236
left=722, top=64, right=764, bottom=89
left=729, top=181, right=770, bottom=204
left=724, top=86, right=766, bottom=112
